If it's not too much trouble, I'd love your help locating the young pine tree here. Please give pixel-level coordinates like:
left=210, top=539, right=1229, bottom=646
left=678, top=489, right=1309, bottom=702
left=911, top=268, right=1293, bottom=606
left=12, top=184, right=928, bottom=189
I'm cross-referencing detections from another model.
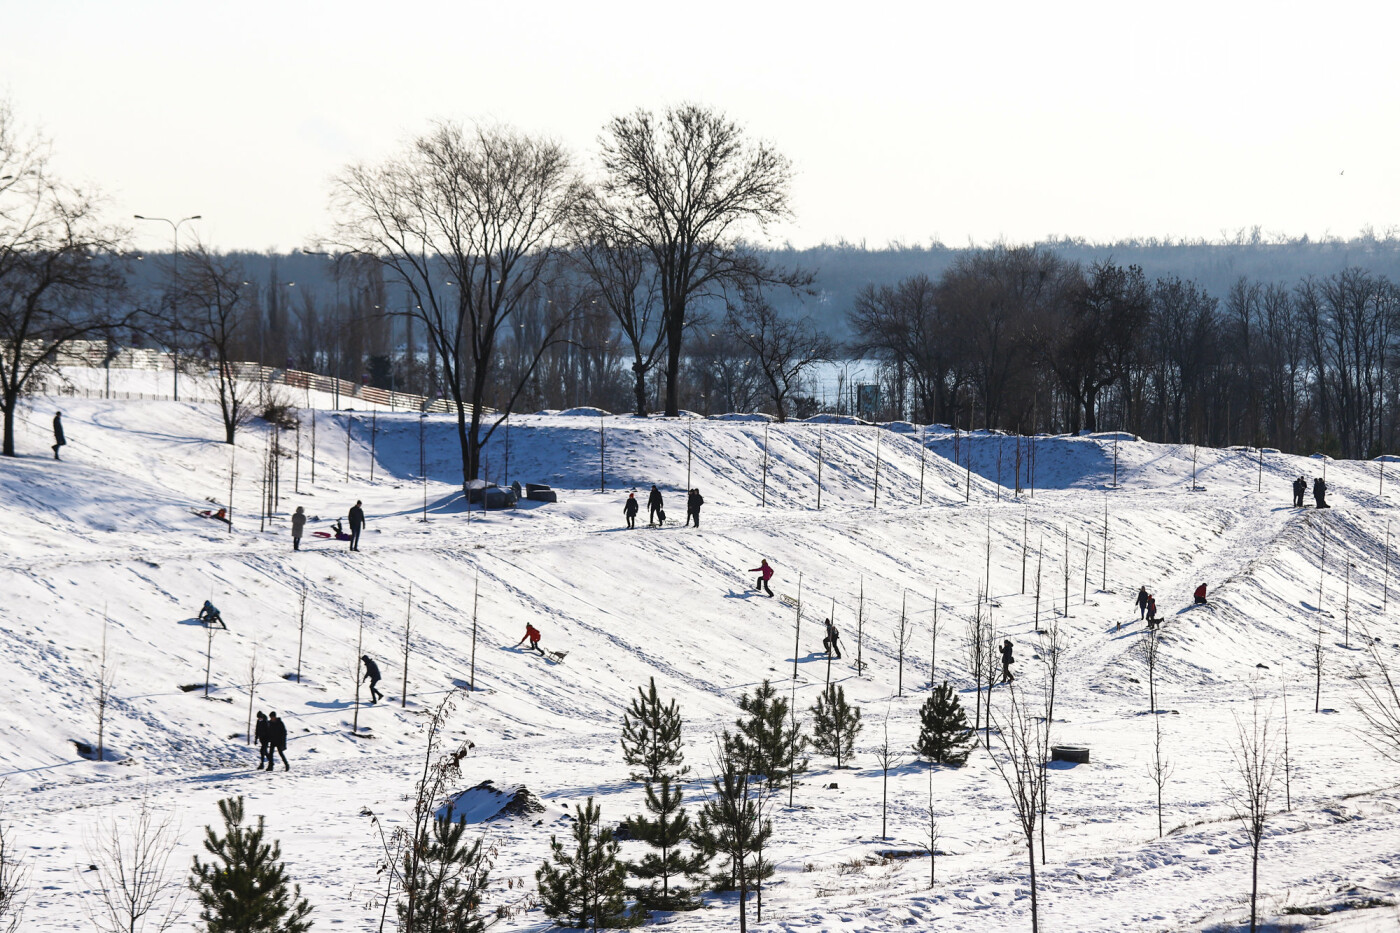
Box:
left=397, top=816, right=491, bottom=933
left=731, top=680, right=807, bottom=788
left=691, top=738, right=774, bottom=932
left=624, top=776, right=708, bottom=914
left=915, top=681, right=974, bottom=766
left=187, top=796, right=313, bottom=933
left=621, top=678, right=688, bottom=783
left=536, top=797, right=635, bottom=931
left=809, top=683, right=862, bottom=768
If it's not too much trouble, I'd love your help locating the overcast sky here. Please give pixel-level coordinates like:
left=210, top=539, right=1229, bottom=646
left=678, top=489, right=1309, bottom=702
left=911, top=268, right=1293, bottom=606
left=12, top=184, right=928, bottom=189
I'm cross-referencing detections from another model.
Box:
left=4, top=1, right=1397, bottom=254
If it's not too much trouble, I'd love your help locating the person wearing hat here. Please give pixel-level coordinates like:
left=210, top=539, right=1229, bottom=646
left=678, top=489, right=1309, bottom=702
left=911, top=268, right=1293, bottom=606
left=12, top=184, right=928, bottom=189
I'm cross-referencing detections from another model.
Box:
left=360, top=654, right=383, bottom=703
left=291, top=506, right=306, bottom=551
left=623, top=492, right=639, bottom=529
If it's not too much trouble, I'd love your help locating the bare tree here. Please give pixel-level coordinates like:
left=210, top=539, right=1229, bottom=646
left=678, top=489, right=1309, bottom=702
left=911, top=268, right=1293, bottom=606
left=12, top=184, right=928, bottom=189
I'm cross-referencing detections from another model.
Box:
left=82, top=793, right=184, bottom=933
left=1147, top=708, right=1172, bottom=838
left=1227, top=700, right=1280, bottom=933
left=725, top=293, right=836, bottom=421
left=177, top=244, right=255, bottom=444
left=595, top=104, right=806, bottom=416
left=244, top=646, right=259, bottom=746
left=0, top=802, right=25, bottom=933
left=1355, top=623, right=1400, bottom=764
left=1141, top=628, right=1161, bottom=714
left=94, top=613, right=117, bottom=762
left=875, top=709, right=901, bottom=840
left=921, top=767, right=941, bottom=888
left=331, top=121, right=584, bottom=483
left=988, top=683, right=1049, bottom=933
left=0, top=102, right=130, bottom=456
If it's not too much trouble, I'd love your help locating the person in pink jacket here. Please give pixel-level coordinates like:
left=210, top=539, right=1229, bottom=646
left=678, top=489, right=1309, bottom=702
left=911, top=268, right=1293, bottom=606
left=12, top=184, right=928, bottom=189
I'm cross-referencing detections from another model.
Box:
left=749, top=559, right=775, bottom=597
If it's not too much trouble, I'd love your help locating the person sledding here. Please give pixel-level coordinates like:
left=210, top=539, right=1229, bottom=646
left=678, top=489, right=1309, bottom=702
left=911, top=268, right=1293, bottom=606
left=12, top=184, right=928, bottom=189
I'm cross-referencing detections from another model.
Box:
left=312, top=519, right=352, bottom=542
left=195, top=506, right=231, bottom=525
left=749, top=559, right=775, bottom=597
left=198, top=599, right=228, bottom=630
left=822, top=618, right=843, bottom=659
left=515, top=623, right=546, bottom=655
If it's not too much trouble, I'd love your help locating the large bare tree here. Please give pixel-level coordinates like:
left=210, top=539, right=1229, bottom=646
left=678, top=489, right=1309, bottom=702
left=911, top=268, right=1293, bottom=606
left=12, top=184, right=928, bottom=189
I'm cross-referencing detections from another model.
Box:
left=0, top=103, right=129, bottom=456
left=175, top=244, right=255, bottom=444
left=330, top=121, right=584, bottom=483
left=595, top=104, right=805, bottom=417
left=725, top=293, right=836, bottom=422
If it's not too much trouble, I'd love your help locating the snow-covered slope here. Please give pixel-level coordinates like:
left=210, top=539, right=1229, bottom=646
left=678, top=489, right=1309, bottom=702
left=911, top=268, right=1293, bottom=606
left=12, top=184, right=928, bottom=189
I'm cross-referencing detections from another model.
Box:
left=3, top=380, right=1399, bottom=932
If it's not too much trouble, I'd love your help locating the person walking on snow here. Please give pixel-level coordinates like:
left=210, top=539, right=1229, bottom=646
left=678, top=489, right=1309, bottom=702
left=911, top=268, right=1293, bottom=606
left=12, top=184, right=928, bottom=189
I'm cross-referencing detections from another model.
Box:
left=822, top=618, right=843, bottom=658
left=515, top=623, right=545, bottom=655
left=266, top=712, right=289, bottom=771
left=1136, top=586, right=1150, bottom=620
left=686, top=488, right=704, bottom=527
left=749, top=559, right=775, bottom=597
left=1194, top=583, right=1209, bottom=605
left=647, top=485, right=664, bottom=526
left=1313, top=477, right=1329, bottom=509
left=1000, top=639, right=1015, bottom=684
left=291, top=506, right=306, bottom=551
left=1145, top=594, right=1160, bottom=628
left=348, top=500, right=366, bottom=550
left=254, top=711, right=270, bottom=769
left=1293, top=476, right=1307, bottom=508
left=361, top=655, right=383, bottom=703
left=52, top=411, right=65, bottom=460
left=623, top=493, right=639, bottom=529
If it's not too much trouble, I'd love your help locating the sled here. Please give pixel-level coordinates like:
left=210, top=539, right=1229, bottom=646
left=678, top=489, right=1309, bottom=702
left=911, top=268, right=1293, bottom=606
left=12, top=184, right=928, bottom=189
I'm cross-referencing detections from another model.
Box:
left=191, top=509, right=231, bottom=525
left=779, top=594, right=799, bottom=608
left=312, top=531, right=353, bottom=541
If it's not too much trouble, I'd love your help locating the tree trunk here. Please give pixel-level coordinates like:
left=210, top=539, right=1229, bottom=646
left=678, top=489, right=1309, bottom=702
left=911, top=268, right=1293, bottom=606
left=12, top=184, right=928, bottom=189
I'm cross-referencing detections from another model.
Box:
left=633, top=359, right=648, bottom=417
left=2, top=399, right=15, bottom=457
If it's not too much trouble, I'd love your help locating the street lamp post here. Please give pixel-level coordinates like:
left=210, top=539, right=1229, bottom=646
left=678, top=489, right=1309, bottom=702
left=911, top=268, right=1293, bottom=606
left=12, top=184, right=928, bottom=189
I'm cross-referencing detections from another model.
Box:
left=134, top=214, right=201, bottom=401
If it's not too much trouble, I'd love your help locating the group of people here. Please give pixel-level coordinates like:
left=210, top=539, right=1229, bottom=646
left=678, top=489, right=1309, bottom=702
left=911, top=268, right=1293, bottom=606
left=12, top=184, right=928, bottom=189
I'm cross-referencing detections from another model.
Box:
left=252, top=711, right=290, bottom=771
left=288, top=500, right=365, bottom=551
left=1131, top=583, right=1208, bottom=631
left=624, top=485, right=705, bottom=529
left=1293, top=475, right=1329, bottom=508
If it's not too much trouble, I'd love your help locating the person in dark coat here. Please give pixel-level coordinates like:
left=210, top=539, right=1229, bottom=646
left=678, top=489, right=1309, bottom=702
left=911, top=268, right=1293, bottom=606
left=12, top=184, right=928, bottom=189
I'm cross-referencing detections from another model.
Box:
left=686, top=488, right=704, bottom=527
left=1000, top=639, right=1015, bottom=684
left=1293, top=476, right=1307, bottom=508
left=1313, top=477, right=1329, bottom=509
left=623, top=493, right=639, bottom=529
left=52, top=411, right=66, bottom=460
left=1146, top=595, right=1160, bottom=628
left=647, top=485, right=663, bottom=526
left=198, top=600, right=227, bottom=629
left=254, top=711, right=270, bottom=769
left=291, top=506, right=306, bottom=551
left=1136, top=586, right=1150, bottom=620
left=266, top=712, right=289, bottom=771
left=348, top=500, right=366, bottom=550
left=822, top=618, right=843, bottom=659
left=361, top=654, right=383, bottom=703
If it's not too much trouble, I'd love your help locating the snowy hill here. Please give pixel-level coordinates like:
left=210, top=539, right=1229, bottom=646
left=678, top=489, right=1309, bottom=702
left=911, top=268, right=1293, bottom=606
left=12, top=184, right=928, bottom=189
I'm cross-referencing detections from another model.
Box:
left=2, top=375, right=1399, bottom=932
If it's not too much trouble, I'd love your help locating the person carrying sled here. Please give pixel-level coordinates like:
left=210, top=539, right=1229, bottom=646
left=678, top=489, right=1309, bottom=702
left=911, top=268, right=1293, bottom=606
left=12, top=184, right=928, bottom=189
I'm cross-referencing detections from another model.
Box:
left=516, top=623, right=546, bottom=655
left=198, top=600, right=227, bottom=629
left=291, top=506, right=306, bottom=551
left=254, top=711, right=270, bottom=769
left=348, top=500, right=366, bottom=550
left=265, top=712, right=289, bottom=771
left=822, top=618, right=843, bottom=659
left=1136, top=586, right=1150, bottom=620
left=1313, top=477, right=1329, bottom=509
left=1293, top=476, right=1307, bottom=508
left=623, top=493, right=639, bottom=529
left=749, top=559, right=775, bottom=597
left=1194, top=583, right=1208, bottom=605
left=361, top=655, right=383, bottom=703
left=686, top=488, right=704, bottom=527
left=647, top=485, right=664, bottom=526
left=1000, top=639, right=1015, bottom=684
left=52, top=411, right=66, bottom=460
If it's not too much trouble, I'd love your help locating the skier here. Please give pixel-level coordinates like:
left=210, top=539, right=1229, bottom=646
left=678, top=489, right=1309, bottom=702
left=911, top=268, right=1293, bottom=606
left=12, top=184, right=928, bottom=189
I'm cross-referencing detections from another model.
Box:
left=1145, top=594, right=1160, bottom=629
left=647, top=485, right=664, bottom=526
left=254, top=711, right=270, bottom=769
left=515, top=623, right=546, bottom=655
left=291, top=506, right=306, bottom=551
left=1194, top=583, right=1208, bottom=605
left=198, top=600, right=227, bottom=629
left=348, top=500, right=366, bottom=550
left=265, top=711, right=289, bottom=771
left=1000, top=639, right=1015, bottom=684
left=1313, top=477, right=1329, bottom=509
left=822, top=618, right=843, bottom=659
left=1136, top=586, right=1150, bottom=620
left=749, top=559, right=775, bottom=597
left=52, top=411, right=66, bottom=460
left=623, top=492, right=639, bottom=529
left=361, top=654, right=383, bottom=703
left=1293, top=476, right=1307, bottom=508
left=686, top=488, right=704, bottom=527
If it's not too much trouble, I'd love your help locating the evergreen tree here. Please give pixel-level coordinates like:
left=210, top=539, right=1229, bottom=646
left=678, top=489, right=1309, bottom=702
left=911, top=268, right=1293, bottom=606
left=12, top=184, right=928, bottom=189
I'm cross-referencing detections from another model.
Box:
left=915, top=680, right=974, bottom=766
left=188, top=796, right=313, bottom=933
left=623, top=776, right=708, bottom=914
left=536, top=797, right=635, bottom=930
left=809, top=684, right=862, bottom=768
left=621, top=678, right=688, bottom=783
left=730, top=680, right=807, bottom=788
left=397, top=816, right=491, bottom=933
left=691, top=737, right=773, bottom=932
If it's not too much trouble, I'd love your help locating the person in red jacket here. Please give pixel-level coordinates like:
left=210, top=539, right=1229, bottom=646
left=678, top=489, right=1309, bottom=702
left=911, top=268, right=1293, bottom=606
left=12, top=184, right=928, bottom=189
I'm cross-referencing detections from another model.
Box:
left=1194, top=583, right=1208, bottom=605
left=515, top=623, right=545, bottom=654
left=749, top=559, right=775, bottom=597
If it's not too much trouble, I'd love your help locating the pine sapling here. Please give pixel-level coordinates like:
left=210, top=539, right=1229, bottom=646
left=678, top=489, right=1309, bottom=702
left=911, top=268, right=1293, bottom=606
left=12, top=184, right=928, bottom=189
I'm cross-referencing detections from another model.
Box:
left=623, top=777, right=707, bottom=913
left=536, top=797, right=632, bottom=931
left=187, top=796, right=313, bottom=933
left=621, top=677, right=688, bottom=783
left=809, top=684, right=862, bottom=768
left=914, top=681, right=973, bottom=766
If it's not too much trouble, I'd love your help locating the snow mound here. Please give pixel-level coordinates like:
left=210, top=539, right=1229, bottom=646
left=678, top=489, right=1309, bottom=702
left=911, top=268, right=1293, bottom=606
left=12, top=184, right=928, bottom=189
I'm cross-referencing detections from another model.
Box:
left=554, top=407, right=612, bottom=417
left=711, top=412, right=775, bottom=422
left=437, top=780, right=549, bottom=823
left=879, top=420, right=919, bottom=434
left=803, top=413, right=870, bottom=425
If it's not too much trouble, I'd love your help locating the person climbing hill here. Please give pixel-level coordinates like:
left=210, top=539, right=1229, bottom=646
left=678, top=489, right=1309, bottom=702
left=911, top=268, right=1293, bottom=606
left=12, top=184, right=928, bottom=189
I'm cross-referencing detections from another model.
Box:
left=822, top=618, right=843, bottom=659
left=1000, top=639, right=1015, bottom=684
left=1136, top=586, right=1150, bottom=620
left=198, top=600, right=227, bottom=629
left=516, top=623, right=545, bottom=655
left=749, top=559, right=775, bottom=597
left=361, top=654, right=383, bottom=703
left=1194, top=583, right=1209, bottom=605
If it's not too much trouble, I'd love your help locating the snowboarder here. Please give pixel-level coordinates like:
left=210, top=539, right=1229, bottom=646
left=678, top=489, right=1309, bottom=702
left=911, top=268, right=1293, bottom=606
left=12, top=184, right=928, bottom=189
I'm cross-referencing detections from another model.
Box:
left=1194, top=583, right=1208, bottom=605
left=198, top=600, right=227, bottom=629
left=1145, top=594, right=1160, bottom=629
left=1000, top=639, right=1015, bottom=684
left=686, top=488, right=704, bottom=527
left=1313, top=477, right=1329, bottom=509
left=254, top=711, right=270, bottom=769
left=749, top=559, right=775, bottom=597
left=623, top=493, right=639, bottom=529
left=1136, top=586, right=1150, bottom=620
left=52, top=411, right=65, bottom=460
left=291, top=506, right=306, bottom=551
left=360, top=655, right=383, bottom=703
left=348, top=500, right=366, bottom=550
left=515, top=623, right=545, bottom=655
left=822, top=618, right=843, bottom=658
left=647, top=485, right=664, bottom=526
left=265, top=711, right=289, bottom=771
left=1293, top=476, right=1307, bottom=508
